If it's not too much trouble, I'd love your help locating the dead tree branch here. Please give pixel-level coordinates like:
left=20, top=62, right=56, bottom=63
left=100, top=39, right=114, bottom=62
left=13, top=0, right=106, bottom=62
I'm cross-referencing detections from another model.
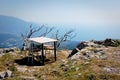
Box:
left=27, top=24, right=44, bottom=38
left=21, top=24, right=54, bottom=50
left=39, top=27, right=54, bottom=37
left=54, top=29, right=75, bottom=48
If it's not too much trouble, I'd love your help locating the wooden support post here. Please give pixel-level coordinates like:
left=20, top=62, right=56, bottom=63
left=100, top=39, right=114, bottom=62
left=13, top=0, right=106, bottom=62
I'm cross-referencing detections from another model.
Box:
left=28, top=42, right=32, bottom=64
left=54, top=42, right=57, bottom=61
left=31, top=43, right=34, bottom=64
left=41, top=44, right=44, bottom=64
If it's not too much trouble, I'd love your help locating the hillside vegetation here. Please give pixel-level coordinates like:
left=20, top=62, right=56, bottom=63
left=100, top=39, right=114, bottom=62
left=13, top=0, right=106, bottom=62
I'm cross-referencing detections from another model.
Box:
left=0, top=39, right=120, bottom=80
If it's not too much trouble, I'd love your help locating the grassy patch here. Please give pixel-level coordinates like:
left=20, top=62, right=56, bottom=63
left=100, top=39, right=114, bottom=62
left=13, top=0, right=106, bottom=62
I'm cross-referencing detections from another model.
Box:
left=0, top=49, right=120, bottom=80
left=112, top=39, right=120, bottom=47
left=0, top=53, right=15, bottom=71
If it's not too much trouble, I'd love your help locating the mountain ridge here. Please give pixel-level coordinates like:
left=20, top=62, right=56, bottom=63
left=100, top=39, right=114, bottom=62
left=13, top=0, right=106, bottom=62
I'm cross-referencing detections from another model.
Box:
left=0, top=15, right=31, bottom=34
left=0, top=15, right=79, bottom=48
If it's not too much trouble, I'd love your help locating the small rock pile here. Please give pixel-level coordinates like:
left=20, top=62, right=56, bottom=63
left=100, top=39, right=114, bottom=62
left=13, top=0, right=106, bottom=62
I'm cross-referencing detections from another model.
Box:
left=68, top=39, right=116, bottom=60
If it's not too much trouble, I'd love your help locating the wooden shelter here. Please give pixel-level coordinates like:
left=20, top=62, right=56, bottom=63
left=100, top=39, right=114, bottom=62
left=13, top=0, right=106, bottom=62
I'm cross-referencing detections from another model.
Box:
left=28, top=37, right=57, bottom=64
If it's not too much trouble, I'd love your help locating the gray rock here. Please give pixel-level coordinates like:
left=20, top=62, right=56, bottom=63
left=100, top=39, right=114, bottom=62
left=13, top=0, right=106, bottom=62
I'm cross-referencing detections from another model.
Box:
left=3, top=47, right=20, bottom=53
left=21, top=76, right=37, bottom=80
left=68, top=39, right=111, bottom=60
left=41, top=75, right=46, bottom=80
left=0, top=71, right=6, bottom=79
left=74, top=73, right=82, bottom=78
left=0, top=70, right=12, bottom=79
left=104, top=67, right=120, bottom=74
left=113, top=51, right=120, bottom=55
left=70, top=52, right=81, bottom=60
left=6, top=70, right=12, bottom=77
left=17, top=66, right=28, bottom=73
left=72, top=61, right=77, bottom=66
left=103, top=38, right=115, bottom=46
left=94, top=49, right=103, bottom=53
left=0, top=48, right=3, bottom=54
left=75, top=67, right=80, bottom=71
left=61, top=59, right=68, bottom=64
left=69, top=41, right=101, bottom=58
left=104, top=67, right=111, bottom=73
left=99, top=55, right=107, bottom=59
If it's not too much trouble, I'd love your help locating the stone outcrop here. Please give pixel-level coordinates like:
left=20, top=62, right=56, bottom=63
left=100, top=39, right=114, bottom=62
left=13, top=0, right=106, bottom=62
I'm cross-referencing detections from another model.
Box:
left=0, top=70, right=12, bottom=79
left=0, top=47, right=20, bottom=57
left=3, top=47, right=20, bottom=53
left=68, top=39, right=116, bottom=60
left=103, top=38, right=116, bottom=46
left=0, top=47, right=20, bottom=58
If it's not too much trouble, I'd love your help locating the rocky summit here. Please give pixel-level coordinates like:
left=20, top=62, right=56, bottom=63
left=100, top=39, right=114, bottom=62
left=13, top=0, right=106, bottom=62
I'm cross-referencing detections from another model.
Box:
left=68, top=39, right=120, bottom=60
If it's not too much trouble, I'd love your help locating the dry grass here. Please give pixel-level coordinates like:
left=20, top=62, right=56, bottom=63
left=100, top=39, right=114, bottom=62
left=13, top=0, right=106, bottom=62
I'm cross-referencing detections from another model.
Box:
left=0, top=48, right=120, bottom=80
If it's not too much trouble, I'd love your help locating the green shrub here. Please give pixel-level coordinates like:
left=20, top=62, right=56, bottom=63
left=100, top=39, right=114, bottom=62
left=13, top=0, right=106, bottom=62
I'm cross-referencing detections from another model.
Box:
left=99, top=74, right=118, bottom=80
left=0, top=53, right=14, bottom=65
left=86, top=73, right=96, bottom=80
left=112, top=39, right=120, bottom=47
left=8, top=65, right=17, bottom=71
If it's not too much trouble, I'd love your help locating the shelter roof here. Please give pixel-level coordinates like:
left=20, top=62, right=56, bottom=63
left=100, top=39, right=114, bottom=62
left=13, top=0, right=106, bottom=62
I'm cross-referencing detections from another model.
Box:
left=28, top=37, right=57, bottom=44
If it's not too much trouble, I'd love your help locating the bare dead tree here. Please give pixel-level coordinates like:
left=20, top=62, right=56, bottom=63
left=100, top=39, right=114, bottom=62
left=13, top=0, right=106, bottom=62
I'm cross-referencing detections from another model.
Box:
left=21, top=24, right=54, bottom=50
left=21, top=24, right=75, bottom=50
left=39, top=27, right=54, bottom=37
left=27, top=24, right=44, bottom=38
left=54, top=29, right=76, bottom=48
left=21, top=24, right=44, bottom=40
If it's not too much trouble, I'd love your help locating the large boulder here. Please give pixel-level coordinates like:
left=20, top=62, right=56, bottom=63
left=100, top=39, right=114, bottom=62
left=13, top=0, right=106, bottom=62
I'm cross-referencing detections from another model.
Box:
left=68, top=41, right=101, bottom=58
left=70, top=47, right=107, bottom=60
left=0, top=70, right=12, bottom=79
left=68, top=41, right=102, bottom=58
left=68, top=39, right=110, bottom=60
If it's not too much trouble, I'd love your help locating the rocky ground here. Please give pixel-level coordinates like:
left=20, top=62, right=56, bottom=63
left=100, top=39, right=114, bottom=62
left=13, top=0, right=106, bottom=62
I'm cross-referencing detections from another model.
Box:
left=0, top=39, right=120, bottom=80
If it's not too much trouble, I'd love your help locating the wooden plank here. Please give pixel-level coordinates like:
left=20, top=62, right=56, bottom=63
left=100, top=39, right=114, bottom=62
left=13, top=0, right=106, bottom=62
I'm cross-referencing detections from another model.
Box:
left=41, top=44, right=44, bottom=64
left=31, top=43, right=34, bottom=64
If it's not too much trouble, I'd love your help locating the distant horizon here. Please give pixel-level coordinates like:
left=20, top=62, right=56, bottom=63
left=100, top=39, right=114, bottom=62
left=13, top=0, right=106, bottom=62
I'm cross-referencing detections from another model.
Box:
left=0, top=15, right=120, bottom=41
left=0, top=0, right=120, bottom=41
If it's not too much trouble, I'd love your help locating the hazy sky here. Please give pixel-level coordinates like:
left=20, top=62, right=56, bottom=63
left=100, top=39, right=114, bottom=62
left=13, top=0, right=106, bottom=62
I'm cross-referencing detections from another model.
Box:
left=0, top=0, right=120, bottom=26
left=0, top=0, right=120, bottom=40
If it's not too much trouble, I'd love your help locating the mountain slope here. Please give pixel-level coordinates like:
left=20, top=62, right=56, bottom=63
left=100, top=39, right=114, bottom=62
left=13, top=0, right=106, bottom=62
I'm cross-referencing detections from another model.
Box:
left=0, top=15, right=31, bottom=48
left=0, top=15, right=78, bottom=48
left=0, top=15, right=31, bottom=34
left=0, top=15, right=42, bottom=48
left=0, top=33, right=21, bottom=48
